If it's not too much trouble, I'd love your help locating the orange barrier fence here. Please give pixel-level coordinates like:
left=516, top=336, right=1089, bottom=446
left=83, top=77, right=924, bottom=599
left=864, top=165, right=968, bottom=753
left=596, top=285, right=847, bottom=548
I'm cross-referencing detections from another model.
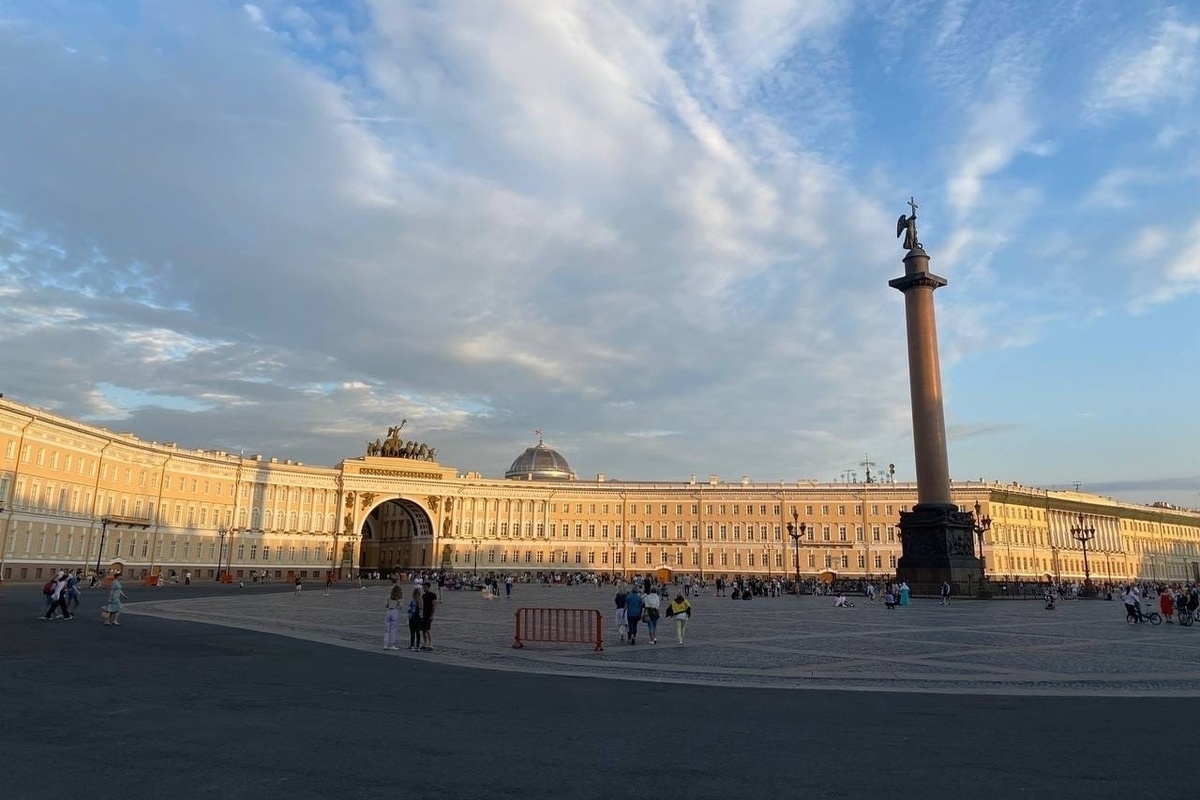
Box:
left=512, top=607, right=603, bottom=651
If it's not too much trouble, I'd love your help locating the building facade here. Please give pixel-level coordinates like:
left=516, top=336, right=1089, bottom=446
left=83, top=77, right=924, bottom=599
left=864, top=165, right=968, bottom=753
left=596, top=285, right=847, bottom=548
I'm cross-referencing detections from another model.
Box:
left=2, top=397, right=1198, bottom=586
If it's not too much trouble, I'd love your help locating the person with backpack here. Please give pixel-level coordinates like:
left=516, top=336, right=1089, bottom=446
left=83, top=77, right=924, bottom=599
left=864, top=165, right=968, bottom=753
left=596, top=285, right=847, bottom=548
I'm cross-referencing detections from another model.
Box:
left=665, top=592, right=693, bottom=644
left=613, top=584, right=628, bottom=642
left=43, top=572, right=73, bottom=620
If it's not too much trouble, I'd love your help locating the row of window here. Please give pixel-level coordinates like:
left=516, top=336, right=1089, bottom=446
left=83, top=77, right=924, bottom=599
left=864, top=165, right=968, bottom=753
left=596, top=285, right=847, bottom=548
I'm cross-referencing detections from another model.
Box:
left=453, top=520, right=899, bottom=542
left=3, top=528, right=335, bottom=564
left=445, top=547, right=900, bottom=570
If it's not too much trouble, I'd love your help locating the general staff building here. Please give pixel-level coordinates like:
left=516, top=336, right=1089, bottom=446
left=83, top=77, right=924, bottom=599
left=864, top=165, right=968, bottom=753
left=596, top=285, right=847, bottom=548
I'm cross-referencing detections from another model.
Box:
left=2, top=397, right=1198, bottom=586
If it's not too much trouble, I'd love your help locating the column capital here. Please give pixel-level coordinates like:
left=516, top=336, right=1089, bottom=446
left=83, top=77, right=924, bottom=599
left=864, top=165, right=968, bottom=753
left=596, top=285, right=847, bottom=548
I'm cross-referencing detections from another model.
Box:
left=889, top=271, right=947, bottom=292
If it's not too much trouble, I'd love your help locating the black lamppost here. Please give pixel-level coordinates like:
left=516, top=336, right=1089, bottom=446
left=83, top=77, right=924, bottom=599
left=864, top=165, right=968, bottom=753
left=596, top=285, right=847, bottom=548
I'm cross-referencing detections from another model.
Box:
left=971, top=500, right=992, bottom=593
left=1070, top=512, right=1096, bottom=595
left=786, top=508, right=805, bottom=592
left=765, top=543, right=774, bottom=580
left=215, top=525, right=228, bottom=581
left=470, top=536, right=479, bottom=577
left=608, top=542, right=618, bottom=580
left=94, top=516, right=114, bottom=576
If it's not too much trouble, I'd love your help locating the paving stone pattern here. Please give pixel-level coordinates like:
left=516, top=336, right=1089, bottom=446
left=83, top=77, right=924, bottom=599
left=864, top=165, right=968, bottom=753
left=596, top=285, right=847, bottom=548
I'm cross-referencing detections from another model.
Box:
left=126, top=585, right=1200, bottom=696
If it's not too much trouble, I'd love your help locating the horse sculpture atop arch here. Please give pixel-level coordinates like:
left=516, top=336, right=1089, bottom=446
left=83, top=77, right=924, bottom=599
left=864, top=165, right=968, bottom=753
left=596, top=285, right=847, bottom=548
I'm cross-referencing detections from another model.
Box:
left=366, top=419, right=438, bottom=461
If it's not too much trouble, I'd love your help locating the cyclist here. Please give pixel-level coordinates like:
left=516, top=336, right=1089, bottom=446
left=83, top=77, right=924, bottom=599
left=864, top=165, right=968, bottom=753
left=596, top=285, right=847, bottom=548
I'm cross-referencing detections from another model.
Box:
left=1122, top=586, right=1142, bottom=623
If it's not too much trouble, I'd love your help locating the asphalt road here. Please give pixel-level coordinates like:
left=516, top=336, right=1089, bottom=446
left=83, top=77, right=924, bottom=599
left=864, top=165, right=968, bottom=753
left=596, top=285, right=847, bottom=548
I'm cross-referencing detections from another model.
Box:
left=1, top=583, right=1194, bottom=799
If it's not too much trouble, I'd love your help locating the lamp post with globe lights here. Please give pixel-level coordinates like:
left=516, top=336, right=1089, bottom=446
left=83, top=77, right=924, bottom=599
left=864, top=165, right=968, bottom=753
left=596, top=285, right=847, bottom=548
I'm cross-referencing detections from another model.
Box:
left=971, top=501, right=991, bottom=595
left=786, top=508, right=806, bottom=593
left=1070, top=512, right=1096, bottom=596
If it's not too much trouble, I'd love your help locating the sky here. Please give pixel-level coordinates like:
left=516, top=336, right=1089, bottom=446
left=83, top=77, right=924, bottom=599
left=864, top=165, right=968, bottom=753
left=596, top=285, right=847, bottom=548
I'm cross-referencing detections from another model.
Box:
left=0, top=0, right=1198, bottom=508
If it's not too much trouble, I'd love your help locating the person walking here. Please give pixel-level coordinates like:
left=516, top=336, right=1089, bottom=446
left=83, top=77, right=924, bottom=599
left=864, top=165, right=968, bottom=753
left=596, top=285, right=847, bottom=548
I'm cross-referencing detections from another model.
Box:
left=324, top=572, right=333, bottom=596
left=666, top=592, right=692, bottom=644
left=642, top=583, right=661, bottom=643
left=613, top=583, right=628, bottom=642
left=294, top=575, right=303, bottom=595
left=625, top=586, right=644, bottom=645
left=899, top=582, right=911, bottom=607
left=102, top=571, right=128, bottom=626
left=383, top=584, right=403, bottom=650
left=940, top=580, right=951, bottom=606
left=43, top=572, right=73, bottom=620
left=505, top=575, right=513, bottom=598
left=406, top=588, right=423, bottom=651
left=66, top=571, right=82, bottom=614
left=420, top=583, right=438, bottom=651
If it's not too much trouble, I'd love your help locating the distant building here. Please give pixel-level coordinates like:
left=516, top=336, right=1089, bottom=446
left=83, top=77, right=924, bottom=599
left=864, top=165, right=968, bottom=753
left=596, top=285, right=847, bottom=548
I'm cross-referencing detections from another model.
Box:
left=0, top=396, right=1197, bottom=585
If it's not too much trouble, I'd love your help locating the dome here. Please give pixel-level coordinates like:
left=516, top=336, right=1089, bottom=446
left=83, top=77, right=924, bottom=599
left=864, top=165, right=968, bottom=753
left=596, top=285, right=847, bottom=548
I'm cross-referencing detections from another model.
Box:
left=505, top=442, right=576, bottom=481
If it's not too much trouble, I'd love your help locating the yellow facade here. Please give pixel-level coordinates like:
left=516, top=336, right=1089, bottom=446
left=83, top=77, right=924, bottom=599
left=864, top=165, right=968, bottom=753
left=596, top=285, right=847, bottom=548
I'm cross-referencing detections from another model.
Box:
left=2, top=397, right=1198, bottom=585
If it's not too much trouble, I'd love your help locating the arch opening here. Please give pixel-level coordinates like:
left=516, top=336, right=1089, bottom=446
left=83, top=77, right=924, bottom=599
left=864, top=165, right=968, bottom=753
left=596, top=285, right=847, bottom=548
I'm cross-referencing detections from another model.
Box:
left=359, top=498, right=434, bottom=575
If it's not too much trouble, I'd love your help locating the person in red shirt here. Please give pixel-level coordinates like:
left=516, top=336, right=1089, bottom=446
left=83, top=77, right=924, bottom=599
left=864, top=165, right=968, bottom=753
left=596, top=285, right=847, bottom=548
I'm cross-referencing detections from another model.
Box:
left=1159, top=590, right=1175, bottom=623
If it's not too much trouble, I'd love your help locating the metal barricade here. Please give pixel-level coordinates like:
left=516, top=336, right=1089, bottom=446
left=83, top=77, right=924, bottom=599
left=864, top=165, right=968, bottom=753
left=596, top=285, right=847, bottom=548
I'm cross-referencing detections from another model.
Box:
left=512, top=607, right=603, bottom=651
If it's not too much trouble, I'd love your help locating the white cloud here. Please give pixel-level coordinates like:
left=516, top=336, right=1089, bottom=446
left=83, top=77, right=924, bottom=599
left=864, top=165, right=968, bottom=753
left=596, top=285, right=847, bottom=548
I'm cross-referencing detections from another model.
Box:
left=1090, top=19, right=1200, bottom=115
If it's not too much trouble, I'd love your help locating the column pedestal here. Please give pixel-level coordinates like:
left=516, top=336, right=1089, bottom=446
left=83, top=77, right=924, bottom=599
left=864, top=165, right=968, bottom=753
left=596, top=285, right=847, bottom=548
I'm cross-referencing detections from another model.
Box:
left=896, top=502, right=981, bottom=596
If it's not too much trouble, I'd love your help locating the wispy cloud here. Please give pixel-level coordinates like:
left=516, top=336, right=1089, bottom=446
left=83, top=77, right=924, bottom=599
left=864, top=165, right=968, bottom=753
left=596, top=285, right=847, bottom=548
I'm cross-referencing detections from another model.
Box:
left=1089, top=18, right=1200, bottom=115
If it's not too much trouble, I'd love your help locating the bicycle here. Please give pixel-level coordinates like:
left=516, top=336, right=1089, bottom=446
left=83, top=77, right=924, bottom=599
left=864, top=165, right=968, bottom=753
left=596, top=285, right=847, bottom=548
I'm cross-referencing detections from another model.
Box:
left=1126, top=608, right=1162, bottom=625
left=1176, top=608, right=1195, bottom=627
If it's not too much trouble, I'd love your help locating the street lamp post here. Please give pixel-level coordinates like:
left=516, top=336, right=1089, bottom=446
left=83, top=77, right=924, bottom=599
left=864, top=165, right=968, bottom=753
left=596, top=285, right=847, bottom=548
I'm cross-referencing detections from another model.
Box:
left=215, top=525, right=228, bottom=581
left=786, top=508, right=805, bottom=593
left=765, top=543, right=774, bottom=581
left=971, top=500, right=992, bottom=595
left=1070, top=512, right=1096, bottom=595
left=94, top=516, right=114, bottom=577
left=608, top=542, right=618, bottom=580
left=470, top=536, right=479, bottom=577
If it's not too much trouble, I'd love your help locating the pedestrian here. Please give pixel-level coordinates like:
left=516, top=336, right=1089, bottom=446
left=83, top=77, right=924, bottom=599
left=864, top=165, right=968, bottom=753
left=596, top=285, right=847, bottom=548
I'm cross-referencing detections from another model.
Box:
left=66, top=570, right=81, bottom=613
left=407, top=588, right=423, bottom=651
left=184, top=570, right=192, bottom=586
left=1159, top=590, right=1175, bottom=623
left=383, top=584, right=403, bottom=650
left=940, top=580, right=951, bottom=606
left=43, top=571, right=73, bottom=620
left=665, top=592, right=692, bottom=644
left=420, top=582, right=438, bottom=651
left=899, top=582, right=911, bottom=607
left=324, top=572, right=333, bottom=596
left=642, top=583, right=661, bottom=644
left=613, top=584, right=628, bottom=642
left=505, top=575, right=513, bottom=598
left=294, top=575, right=303, bottom=595
left=884, top=590, right=896, bottom=610
left=625, top=586, right=644, bottom=645
left=102, top=571, right=128, bottom=626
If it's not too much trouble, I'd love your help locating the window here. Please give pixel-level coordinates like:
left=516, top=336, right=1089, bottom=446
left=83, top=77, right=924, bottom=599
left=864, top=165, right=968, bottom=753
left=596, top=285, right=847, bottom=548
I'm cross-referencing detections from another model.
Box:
left=854, top=505, right=861, bottom=516
left=855, top=525, right=863, bottom=542
left=822, top=526, right=831, bottom=542
left=805, top=504, right=813, bottom=516
left=660, top=504, right=668, bottom=515
left=821, top=504, right=828, bottom=515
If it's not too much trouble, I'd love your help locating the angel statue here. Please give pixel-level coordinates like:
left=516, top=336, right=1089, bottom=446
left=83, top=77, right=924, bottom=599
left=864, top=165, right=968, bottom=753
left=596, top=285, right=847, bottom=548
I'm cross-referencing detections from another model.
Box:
left=896, top=196, right=920, bottom=250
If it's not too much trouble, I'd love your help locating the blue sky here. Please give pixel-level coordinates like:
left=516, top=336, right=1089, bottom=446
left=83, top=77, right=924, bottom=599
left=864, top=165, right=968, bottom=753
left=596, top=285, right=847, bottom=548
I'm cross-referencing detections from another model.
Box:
left=0, top=0, right=1197, bottom=507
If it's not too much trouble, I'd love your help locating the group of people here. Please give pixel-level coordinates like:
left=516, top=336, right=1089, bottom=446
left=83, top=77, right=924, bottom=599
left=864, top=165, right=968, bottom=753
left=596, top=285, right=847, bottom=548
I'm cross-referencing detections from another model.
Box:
left=613, top=582, right=693, bottom=645
left=1122, top=584, right=1200, bottom=623
left=42, top=568, right=127, bottom=625
left=382, top=576, right=438, bottom=651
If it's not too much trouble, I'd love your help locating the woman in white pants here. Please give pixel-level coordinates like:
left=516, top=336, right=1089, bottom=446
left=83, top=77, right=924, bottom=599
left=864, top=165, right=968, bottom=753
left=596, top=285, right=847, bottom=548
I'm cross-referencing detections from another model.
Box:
left=383, top=584, right=403, bottom=650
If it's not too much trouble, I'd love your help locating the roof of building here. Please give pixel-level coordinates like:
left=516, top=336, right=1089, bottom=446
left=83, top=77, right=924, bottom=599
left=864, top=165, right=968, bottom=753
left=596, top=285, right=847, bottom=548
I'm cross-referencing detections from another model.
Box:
left=504, top=442, right=576, bottom=481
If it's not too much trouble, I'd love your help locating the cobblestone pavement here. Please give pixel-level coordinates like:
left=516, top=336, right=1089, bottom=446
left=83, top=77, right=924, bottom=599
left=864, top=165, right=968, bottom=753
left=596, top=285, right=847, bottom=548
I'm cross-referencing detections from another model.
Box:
left=126, top=585, right=1200, bottom=696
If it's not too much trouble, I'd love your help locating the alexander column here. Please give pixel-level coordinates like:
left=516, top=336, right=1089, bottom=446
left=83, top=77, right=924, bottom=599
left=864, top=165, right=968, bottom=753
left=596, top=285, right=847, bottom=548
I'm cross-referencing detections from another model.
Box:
left=888, top=199, right=982, bottom=595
